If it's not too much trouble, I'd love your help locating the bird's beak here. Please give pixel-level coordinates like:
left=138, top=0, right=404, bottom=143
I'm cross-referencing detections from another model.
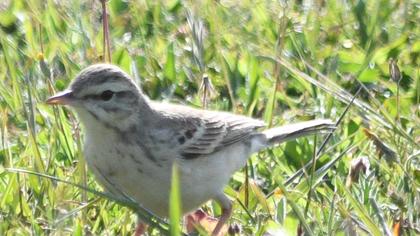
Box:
left=46, top=90, right=74, bottom=105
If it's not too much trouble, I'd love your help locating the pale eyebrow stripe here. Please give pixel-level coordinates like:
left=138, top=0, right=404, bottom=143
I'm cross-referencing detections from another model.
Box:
left=75, top=81, right=136, bottom=97
left=71, top=69, right=136, bottom=95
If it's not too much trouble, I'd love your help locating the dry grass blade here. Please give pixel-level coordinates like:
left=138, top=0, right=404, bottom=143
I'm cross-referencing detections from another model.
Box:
left=346, top=156, right=370, bottom=188
left=363, top=128, right=398, bottom=164
left=389, top=58, right=402, bottom=122
left=389, top=58, right=402, bottom=83
left=100, top=0, right=112, bottom=62
left=187, top=10, right=206, bottom=72
left=199, top=74, right=216, bottom=109
left=268, top=10, right=288, bottom=128
left=187, top=11, right=214, bottom=108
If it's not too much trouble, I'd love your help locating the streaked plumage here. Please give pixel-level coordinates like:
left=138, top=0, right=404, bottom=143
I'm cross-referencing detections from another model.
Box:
left=47, top=64, right=335, bottom=235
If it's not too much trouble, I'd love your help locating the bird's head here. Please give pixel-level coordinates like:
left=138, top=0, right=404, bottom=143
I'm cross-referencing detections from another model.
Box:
left=47, top=64, right=149, bottom=131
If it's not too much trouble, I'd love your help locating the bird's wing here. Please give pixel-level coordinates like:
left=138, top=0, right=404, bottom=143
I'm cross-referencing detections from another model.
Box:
left=151, top=103, right=265, bottom=160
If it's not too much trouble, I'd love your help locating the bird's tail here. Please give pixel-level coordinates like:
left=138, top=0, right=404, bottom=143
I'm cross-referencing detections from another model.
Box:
left=262, top=119, right=335, bottom=147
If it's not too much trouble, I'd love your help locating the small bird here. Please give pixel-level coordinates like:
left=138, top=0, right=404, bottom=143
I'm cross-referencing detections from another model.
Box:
left=47, top=64, right=335, bottom=235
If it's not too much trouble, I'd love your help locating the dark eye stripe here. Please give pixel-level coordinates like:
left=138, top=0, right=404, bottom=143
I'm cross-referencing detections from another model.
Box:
left=82, top=91, right=134, bottom=100
left=115, top=91, right=135, bottom=99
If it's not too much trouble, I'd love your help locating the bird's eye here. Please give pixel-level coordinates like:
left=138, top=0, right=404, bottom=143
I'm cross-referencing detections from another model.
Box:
left=100, top=90, right=114, bottom=101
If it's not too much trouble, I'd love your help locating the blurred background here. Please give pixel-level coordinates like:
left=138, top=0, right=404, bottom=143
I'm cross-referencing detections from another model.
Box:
left=0, top=0, right=418, bottom=235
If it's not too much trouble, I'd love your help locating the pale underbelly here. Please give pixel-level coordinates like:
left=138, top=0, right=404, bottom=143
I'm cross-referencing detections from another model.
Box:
left=85, top=141, right=251, bottom=217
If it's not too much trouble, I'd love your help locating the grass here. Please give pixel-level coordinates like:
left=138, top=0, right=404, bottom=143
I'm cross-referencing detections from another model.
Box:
left=0, top=0, right=419, bottom=235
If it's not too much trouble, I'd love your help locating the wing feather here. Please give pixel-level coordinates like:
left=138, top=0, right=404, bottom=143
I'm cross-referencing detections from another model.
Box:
left=150, top=102, right=265, bottom=160
left=180, top=114, right=265, bottom=159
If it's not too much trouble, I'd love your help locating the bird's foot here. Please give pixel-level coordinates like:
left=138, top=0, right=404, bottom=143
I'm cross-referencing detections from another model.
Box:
left=186, top=209, right=229, bottom=236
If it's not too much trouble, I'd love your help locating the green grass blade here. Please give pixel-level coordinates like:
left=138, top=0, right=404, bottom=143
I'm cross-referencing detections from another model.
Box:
left=169, top=163, right=181, bottom=236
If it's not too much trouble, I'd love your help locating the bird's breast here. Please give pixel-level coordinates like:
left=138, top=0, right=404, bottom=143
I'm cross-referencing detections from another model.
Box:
left=83, top=129, right=174, bottom=216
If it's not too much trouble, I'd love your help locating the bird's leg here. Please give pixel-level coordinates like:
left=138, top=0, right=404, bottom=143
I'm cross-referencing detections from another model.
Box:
left=212, top=194, right=232, bottom=236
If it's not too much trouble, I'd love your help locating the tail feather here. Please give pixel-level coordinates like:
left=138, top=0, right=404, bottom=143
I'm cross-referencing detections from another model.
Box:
left=262, top=119, right=335, bottom=146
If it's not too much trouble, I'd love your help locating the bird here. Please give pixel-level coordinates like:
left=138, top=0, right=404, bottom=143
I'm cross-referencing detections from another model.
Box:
left=46, top=64, right=335, bottom=235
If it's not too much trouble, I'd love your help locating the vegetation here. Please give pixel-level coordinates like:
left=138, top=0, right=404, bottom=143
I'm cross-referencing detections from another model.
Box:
left=0, top=0, right=418, bottom=235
